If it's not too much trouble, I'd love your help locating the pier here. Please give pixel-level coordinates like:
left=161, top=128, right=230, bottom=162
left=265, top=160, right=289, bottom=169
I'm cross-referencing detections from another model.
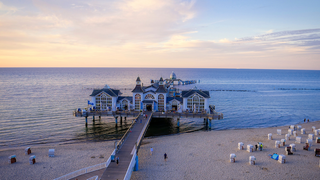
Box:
left=62, top=73, right=224, bottom=180
left=64, top=110, right=222, bottom=180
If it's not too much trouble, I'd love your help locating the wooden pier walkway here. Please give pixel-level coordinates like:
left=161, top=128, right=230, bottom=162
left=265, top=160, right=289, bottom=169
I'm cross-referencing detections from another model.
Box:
left=66, top=110, right=222, bottom=180
left=72, top=112, right=152, bottom=180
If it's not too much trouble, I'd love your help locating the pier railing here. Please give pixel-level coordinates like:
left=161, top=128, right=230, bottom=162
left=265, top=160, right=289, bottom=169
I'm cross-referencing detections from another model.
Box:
left=152, top=111, right=223, bottom=119
left=73, top=110, right=140, bottom=117
left=53, top=149, right=116, bottom=180
left=124, top=146, right=137, bottom=180
left=115, top=112, right=141, bottom=153
left=136, top=112, right=153, bottom=148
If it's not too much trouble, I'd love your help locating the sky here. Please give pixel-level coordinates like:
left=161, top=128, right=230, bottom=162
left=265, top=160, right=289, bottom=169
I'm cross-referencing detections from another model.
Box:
left=0, top=0, right=320, bottom=69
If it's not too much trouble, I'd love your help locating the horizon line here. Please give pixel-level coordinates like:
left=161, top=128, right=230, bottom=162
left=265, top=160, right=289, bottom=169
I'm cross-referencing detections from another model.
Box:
left=0, top=67, right=319, bottom=71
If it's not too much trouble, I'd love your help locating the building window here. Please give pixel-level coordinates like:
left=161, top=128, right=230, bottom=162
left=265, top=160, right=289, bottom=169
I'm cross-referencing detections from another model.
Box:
left=96, top=93, right=112, bottom=110
left=145, top=94, right=155, bottom=99
left=158, top=94, right=164, bottom=111
left=135, top=94, right=141, bottom=111
left=187, top=94, right=204, bottom=112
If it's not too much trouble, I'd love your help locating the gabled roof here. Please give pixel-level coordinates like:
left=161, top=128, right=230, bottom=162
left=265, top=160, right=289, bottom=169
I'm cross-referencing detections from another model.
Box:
left=90, top=88, right=121, bottom=97
left=144, top=83, right=159, bottom=89
left=181, top=89, right=210, bottom=98
left=167, top=97, right=183, bottom=103
left=144, top=90, right=156, bottom=94
left=117, top=96, right=133, bottom=103
left=156, top=85, right=167, bottom=93
left=132, top=85, right=144, bottom=93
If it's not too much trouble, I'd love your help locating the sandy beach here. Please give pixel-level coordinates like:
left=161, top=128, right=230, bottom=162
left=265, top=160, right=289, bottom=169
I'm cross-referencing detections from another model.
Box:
left=0, top=141, right=114, bottom=180
left=131, top=120, right=320, bottom=180
left=1, top=121, right=320, bottom=180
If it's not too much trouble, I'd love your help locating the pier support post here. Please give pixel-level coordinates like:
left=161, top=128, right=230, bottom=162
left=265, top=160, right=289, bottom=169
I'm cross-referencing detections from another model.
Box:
left=120, top=117, right=123, bottom=126
left=85, top=117, right=88, bottom=127
left=99, top=116, right=101, bottom=121
left=115, top=117, right=118, bottom=126
left=177, top=118, right=180, bottom=127
left=134, top=155, right=139, bottom=171
left=125, top=117, right=127, bottom=121
left=208, top=119, right=212, bottom=130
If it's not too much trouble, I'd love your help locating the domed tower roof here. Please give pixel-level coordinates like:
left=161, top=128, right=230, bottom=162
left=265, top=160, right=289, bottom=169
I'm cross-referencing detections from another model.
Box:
left=103, top=84, right=110, bottom=89
left=160, top=77, right=163, bottom=81
left=170, top=71, right=176, bottom=80
left=136, top=76, right=141, bottom=82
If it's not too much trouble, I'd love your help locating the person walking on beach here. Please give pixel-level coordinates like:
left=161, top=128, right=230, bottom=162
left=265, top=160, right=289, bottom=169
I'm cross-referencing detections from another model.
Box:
left=150, top=147, right=153, bottom=155
left=164, top=153, right=168, bottom=161
left=116, top=156, right=119, bottom=165
left=307, top=119, right=309, bottom=122
left=304, top=118, right=306, bottom=122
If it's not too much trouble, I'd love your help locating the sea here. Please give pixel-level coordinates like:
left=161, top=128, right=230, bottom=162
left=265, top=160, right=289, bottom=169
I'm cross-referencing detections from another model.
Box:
left=0, top=68, right=320, bottom=149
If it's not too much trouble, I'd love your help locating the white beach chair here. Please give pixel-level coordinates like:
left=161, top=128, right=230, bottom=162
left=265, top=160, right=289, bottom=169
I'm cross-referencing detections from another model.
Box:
left=29, top=155, right=36, bottom=165
left=309, top=134, right=315, bottom=140
left=25, top=147, right=31, bottom=155
left=278, top=154, right=286, bottom=164
left=238, top=142, right=244, bottom=150
left=306, top=139, right=313, bottom=146
left=277, top=129, right=281, bottom=135
left=296, top=136, right=301, bottom=143
left=249, top=156, right=256, bottom=165
left=48, top=149, right=55, bottom=157
left=230, top=154, right=236, bottom=163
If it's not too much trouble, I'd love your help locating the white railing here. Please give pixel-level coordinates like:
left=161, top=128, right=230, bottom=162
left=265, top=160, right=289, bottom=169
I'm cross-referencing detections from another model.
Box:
left=116, top=112, right=141, bottom=153
left=124, top=148, right=137, bottom=180
left=136, top=112, right=153, bottom=146
left=86, top=175, right=98, bottom=180
left=54, top=149, right=116, bottom=180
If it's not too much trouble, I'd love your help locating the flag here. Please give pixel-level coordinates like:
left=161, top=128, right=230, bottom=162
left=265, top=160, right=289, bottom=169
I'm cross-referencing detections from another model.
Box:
left=88, top=100, right=94, bottom=105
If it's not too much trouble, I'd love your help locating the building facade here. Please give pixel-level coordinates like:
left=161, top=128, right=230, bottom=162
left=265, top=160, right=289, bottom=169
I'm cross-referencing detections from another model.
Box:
left=89, top=75, right=211, bottom=113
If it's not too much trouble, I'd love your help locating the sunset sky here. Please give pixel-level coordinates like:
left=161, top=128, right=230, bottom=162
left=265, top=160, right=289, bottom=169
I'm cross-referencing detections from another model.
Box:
left=0, top=0, right=319, bottom=69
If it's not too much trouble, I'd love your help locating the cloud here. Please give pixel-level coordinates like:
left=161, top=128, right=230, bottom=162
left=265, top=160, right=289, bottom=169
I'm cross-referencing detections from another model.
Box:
left=0, top=1, right=319, bottom=69
left=0, top=1, right=18, bottom=15
left=24, top=0, right=197, bottom=45
left=266, top=29, right=273, bottom=34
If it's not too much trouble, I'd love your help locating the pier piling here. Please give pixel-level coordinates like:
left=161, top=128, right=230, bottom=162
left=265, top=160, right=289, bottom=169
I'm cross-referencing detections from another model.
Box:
left=115, top=117, right=118, bottom=126
left=85, top=117, right=88, bottom=127
left=134, top=155, right=139, bottom=171
left=177, top=118, right=180, bottom=127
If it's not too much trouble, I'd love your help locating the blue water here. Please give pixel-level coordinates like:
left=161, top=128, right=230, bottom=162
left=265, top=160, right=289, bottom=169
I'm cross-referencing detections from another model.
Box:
left=0, top=68, right=319, bottom=148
